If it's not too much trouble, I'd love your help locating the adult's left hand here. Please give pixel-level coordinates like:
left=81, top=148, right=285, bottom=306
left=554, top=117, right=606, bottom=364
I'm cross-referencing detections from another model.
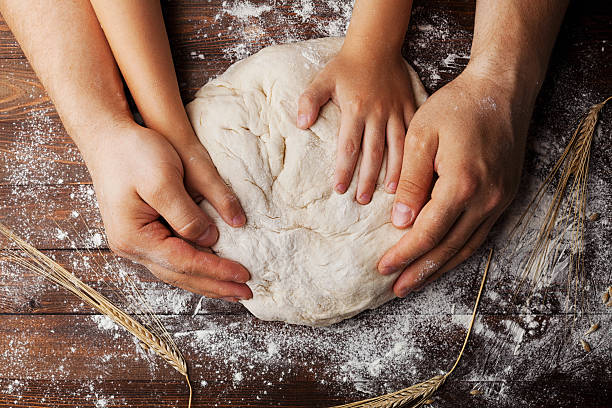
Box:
left=377, top=66, right=534, bottom=297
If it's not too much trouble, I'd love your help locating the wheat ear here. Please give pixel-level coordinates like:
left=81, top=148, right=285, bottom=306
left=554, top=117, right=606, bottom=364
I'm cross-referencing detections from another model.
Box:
left=332, top=249, right=493, bottom=408
left=0, top=222, right=192, bottom=407
left=509, top=96, right=610, bottom=311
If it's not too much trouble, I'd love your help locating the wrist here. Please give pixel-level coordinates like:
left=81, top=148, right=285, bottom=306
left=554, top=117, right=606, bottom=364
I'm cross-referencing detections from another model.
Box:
left=342, top=34, right=404, bottom=61
left=72, top=116, right=137, bottom=165
left=464, top=56, right=542, bottom=111
left=339, top=40, right=404, bottom=68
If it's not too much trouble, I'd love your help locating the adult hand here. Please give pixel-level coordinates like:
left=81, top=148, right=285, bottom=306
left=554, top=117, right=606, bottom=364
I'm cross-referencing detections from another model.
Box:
left=297, top=48, right=416, bottom=204
left=378, top=66, right=533, bottom=297
left=85, top=121, right=252, bottom=302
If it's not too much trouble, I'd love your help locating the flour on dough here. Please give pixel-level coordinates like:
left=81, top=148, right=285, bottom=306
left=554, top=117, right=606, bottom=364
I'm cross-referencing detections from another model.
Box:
left=187, top=37, right=427, bottom=326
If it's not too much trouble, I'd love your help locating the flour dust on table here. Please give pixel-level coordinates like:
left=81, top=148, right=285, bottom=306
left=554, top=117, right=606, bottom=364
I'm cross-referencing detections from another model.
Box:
left=187, top=37, right=427, bottom=326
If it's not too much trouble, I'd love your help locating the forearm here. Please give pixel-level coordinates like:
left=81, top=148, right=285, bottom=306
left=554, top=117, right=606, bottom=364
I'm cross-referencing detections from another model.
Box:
left=467, top=0, right=569, bottom=103
left=89, top=0, right=195, bottom=148
left=0, top=0, right=131, bottom=157
left=343, top=0, right=413, bottom=58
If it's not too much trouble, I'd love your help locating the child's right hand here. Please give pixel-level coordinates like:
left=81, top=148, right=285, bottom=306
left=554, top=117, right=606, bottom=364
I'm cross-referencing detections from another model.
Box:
left=83, top=121, right=253, bottom=302
left=297, top=47, right=417, bottom=204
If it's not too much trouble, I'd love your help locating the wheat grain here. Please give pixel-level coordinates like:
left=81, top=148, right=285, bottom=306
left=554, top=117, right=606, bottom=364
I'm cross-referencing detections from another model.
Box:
left=469, top=389, right=481, bottom=396
left=580, top=339, right=591, bottom=352
left=0, top=222, right=192, bottom=407
left=588, top=213, right=600, bottom=221
left=508, top=96, right=611, bottom=314
left=331, top=249, right=493, bottom=408
left=584, top=323, right=599, bottom=336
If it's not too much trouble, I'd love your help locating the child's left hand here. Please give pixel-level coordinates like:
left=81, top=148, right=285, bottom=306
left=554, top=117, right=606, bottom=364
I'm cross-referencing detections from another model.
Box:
left=296, top=47, right=417, bottom=204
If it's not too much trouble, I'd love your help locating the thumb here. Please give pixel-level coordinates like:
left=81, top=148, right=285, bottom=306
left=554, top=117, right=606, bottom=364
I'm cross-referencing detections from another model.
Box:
left=392, top=129, right=437, bottom=228
left=297, top=76, right=333, bottom=129
left=140, top=175, right=218, bottom=247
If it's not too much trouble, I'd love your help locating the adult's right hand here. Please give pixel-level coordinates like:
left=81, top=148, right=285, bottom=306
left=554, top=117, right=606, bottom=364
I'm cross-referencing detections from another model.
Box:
left=84, top=121, right=252, bottom=302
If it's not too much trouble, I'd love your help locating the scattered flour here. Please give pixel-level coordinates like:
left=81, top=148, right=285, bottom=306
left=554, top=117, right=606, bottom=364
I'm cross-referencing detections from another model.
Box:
left=225, top=1, right=272, bottom=19
left=1, top=1, right=609, bottom=406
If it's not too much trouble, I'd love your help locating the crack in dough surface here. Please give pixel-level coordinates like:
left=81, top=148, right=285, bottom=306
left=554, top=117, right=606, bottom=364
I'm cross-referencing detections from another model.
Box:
left=187, top=37, right=428, bottom=326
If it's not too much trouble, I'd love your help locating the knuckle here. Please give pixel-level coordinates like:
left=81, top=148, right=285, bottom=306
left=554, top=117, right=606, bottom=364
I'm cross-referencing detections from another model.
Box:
left=218, top=192, right=240, bottom=214
left=457, top=173, right=479, bottom=200
left=405, top=129, right=427, bottom=150
left=416, top=230, right=438, bottom=251
left=367, top=142, right=385, bottom=160
left=370, top=102, right=385, bottom=117
left=143, top=180, right=172, bottom=205
left=342, top=138, right=359, bottom=158
left=175, top=216, right=207, bottom=240
left=163, top=274, right=186, bottom=288
left=439, top=244, right=461, bottom=260
left=200, top=254, right=224, bottom=279
left=300, top=90, right=316, bottom=105
left=396, top=178, right=428, bottom=198
left=485, top=187, right=505, bottom=212
left=345, top=98, right=365, bottom=116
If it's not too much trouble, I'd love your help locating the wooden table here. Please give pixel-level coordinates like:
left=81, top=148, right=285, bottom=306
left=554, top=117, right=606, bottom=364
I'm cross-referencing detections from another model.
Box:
left=1, top=1, right=610, bottom=407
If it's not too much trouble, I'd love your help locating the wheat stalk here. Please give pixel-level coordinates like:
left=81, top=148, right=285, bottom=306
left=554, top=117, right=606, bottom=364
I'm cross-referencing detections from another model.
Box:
left=0, top=222, right=193, bottom=407
left=509, top=96, right=611, bottom=312
left=332, top=249, right=493, bottom=408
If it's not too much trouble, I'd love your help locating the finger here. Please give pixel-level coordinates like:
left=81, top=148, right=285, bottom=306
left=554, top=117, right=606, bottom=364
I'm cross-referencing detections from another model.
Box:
left=297, top=76, right=333, bottom=129
left=138, top=173, right=219, bottom=247
left=403, top=104, right=416, bottom=131
left=148, top=263, right=252, bottom=300
left=383, top=115, right=406, bottom=193
left=378, top=177, right=467, bottom=275
left=391, top=127, right=438, bottom=228
left=187, top=151, right=247, bottom=228
left=391, top=209, right=494, bottom=297
left=334, top=113, right=364, bottom=194
left=133, top=220, right=251, bottom=284
left=426, top=212, right=501, bottom=282
left=356, top=119, right=386, bottom=204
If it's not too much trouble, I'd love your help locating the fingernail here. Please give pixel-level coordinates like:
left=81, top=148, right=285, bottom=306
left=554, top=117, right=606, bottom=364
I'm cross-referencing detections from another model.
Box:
left=297, top=113, right=309, bottom=128
left=233, top=271, right=249, bottom=283
left=335, top=183, right=347, bottom=194
left=196, top=225, right=218, bottom=246
left=398, top=287, right=411, bottom=298
left=413, top=284, right=426, bottom=292
left=221, top=297, right=239, bottom=303
left=232, top=213, right=246, bottom=227
left=392, top=203, right=413, bottom=227
left=379, top=260, right=399, bottom=275
left=358, top=192, right=371, bottom=204
left=387, top=182, right=397, bottom=193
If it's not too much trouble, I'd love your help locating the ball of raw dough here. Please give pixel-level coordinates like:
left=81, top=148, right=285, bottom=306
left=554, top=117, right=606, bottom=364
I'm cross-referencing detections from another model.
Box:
left=187, top=37, right=427, bottom=326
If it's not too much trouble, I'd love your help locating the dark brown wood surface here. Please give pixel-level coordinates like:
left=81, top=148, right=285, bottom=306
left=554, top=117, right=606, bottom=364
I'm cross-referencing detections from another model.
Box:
left=1, top=1, right=611, bottom=407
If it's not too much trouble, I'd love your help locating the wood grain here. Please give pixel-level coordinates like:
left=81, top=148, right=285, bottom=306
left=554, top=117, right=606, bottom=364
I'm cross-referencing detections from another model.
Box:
left=0, top=0, right=611, bottom=407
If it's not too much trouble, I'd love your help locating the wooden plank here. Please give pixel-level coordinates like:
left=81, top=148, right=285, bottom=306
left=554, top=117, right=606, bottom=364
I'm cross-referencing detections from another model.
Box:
left=0, top=378, right=607, bottom=408
left=0, top=249, right=244, bottom=316
left=0, top=184, right=103, bottom=250
left=0, top=314, right=609, bottom=406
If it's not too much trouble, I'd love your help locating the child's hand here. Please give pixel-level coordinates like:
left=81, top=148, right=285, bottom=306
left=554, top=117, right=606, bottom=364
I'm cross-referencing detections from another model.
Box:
left=297, top=48, right=417, bottom=204
left=85, top=121, right=252, bottom=302
left=378, top=66, right=534, bottom=297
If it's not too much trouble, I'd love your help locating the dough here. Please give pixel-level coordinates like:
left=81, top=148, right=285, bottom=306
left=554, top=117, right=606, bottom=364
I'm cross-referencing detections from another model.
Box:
left=187, top=37, right=427, bottom=326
